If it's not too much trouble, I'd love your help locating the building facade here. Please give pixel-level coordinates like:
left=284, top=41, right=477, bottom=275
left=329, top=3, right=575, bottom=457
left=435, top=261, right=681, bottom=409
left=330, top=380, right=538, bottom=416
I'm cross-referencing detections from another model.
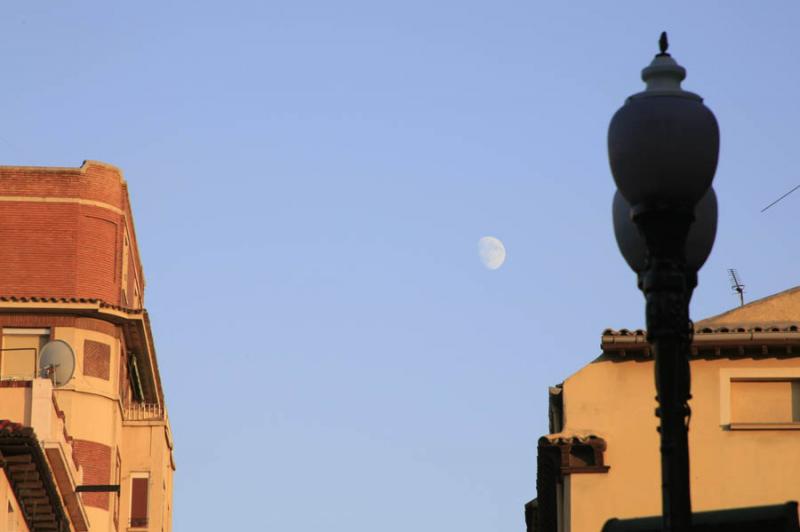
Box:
left=0, top=161, right=174, bottom=531
left=530, top=287, right=800, bottom=532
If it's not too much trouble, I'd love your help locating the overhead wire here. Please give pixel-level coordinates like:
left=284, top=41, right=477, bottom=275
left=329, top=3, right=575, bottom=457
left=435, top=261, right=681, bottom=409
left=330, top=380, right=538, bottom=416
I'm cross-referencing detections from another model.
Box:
left=761, top=184, right=800, bottom=212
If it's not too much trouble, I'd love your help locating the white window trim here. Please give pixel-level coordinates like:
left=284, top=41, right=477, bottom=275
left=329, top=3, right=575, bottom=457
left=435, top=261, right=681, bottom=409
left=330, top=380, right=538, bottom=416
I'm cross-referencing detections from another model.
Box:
left=3, top=328, right=50, bottom=336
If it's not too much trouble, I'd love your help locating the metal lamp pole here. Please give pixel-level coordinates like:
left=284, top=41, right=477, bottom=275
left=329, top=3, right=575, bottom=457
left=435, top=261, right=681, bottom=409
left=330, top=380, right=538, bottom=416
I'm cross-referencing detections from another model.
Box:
left=608, top=34, right=720, bottom=532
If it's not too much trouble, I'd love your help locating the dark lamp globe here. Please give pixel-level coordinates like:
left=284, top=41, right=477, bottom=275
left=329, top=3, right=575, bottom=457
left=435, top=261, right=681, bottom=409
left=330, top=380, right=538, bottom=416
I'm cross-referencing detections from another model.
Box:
left=608, top=51, right=719, bottom=209
left=612, top=187, right=717, bottom=273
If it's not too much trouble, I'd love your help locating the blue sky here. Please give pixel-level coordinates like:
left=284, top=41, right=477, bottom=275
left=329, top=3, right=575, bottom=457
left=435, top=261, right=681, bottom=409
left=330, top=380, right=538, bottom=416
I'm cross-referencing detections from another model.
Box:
left=2, top=2, right=800, bottom=530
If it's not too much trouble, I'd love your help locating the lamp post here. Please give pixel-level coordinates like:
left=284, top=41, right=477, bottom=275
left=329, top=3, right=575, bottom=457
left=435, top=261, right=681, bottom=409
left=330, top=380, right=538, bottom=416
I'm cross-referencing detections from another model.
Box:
left=608, top=33, right=719, bottom=531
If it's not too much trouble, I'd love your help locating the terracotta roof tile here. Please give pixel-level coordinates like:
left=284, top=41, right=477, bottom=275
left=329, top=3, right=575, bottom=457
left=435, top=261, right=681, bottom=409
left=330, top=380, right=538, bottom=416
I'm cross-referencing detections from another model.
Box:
left=601, top=324, right=800, bottom=360
left=0, top=420, right=71, bottom=530
left=602, top=287, right=800, bottom=359
left=0, top=419, right=26, bottom=434
left=602, top=324, right=800, bottom=337
left=539, top=433, right=605, bottom=446
left=696, top=285, right=800, bottom=328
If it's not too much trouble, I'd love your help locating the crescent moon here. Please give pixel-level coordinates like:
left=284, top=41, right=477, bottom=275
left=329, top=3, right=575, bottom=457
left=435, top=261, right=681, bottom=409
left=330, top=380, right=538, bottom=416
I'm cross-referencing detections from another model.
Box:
left=478, top=236, right=506, bottom=270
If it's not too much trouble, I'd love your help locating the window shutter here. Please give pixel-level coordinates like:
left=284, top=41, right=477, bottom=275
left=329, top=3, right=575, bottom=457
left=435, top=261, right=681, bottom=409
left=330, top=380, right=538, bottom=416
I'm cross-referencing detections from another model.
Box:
left=131, top=477, right=149, bottom=527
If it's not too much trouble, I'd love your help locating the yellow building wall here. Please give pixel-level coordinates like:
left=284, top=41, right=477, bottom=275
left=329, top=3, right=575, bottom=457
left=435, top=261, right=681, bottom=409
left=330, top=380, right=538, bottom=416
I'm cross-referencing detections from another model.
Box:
left=120, top=423, right=174, bottom=532
left=1, top=469, right=31, bottom=532
left=31, top=323, right=174, bottom=532
left=0, top=387, right=30, bottom=424
left=562, top=356, right=800, bottom=532
left=51, top=327, right=121, bottom=532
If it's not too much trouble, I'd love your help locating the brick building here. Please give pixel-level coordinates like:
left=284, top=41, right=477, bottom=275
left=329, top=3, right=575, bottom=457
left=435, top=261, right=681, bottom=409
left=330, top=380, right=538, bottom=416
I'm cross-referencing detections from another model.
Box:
left=0, top=161, right=174, bottom=531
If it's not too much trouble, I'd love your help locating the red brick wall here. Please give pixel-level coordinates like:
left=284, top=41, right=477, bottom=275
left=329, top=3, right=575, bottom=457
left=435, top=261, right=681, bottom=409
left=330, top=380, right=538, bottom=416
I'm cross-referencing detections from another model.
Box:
left=77, top=214, right=118, bottom=302
left=0, top=202, right=79, bottom=296
left=127, top=252, right=136, bottom=306
left=0, top=162, right=145, bottom=307
left=73, top=439, right=112, bottom=509
left=121, top=187, right=145, bottom=307
left=84, top=340, right=111, bottom=380
left=0, top=162, right=124, bottom=208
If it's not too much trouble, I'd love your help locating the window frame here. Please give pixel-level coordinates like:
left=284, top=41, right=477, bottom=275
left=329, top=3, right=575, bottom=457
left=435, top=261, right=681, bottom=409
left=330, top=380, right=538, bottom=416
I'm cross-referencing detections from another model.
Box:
left=0, top=328, right=51, bottom=381
left=720, top=367, right=800, bottom=430
left=129, top=472, right=150, bottom=529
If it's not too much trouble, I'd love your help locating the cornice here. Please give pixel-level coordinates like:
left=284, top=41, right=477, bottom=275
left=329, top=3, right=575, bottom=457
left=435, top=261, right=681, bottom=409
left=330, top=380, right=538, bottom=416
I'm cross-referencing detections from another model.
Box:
left=601, top=324, right=800, bottom=360
left=0, top=297, right=165, bottom=406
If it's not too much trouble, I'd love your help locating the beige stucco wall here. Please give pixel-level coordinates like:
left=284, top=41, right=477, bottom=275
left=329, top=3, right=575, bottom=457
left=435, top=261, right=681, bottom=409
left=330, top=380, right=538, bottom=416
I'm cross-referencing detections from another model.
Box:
left=561, top=356, right=800, bottom=532
left=120, top=423, right=175, bottom=532
left=0, top=321, right=174, bottom=532
left=0, top=387, right=30, bottom=424
left=51, top=327, right=121, bottom=532
left=1, top=468, right=31, bottom=532
left=54, top=327, right=121, bottom=400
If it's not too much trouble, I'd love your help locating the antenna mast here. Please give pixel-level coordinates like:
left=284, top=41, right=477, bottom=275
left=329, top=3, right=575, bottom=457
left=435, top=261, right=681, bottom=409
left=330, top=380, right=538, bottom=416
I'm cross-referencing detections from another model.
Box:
left=728, top=269, right=745, bottom=307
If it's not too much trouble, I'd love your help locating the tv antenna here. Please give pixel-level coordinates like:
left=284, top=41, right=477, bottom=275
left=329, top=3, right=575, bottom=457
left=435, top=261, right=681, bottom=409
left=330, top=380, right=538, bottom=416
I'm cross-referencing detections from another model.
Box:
left=728, top=269, right=745, bottom=307
left=761, top=184, right=800, bottom=212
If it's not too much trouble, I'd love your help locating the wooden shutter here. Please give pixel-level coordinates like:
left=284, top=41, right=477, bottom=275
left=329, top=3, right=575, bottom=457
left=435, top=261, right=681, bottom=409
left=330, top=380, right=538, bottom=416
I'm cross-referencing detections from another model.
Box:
left=131, top=477, right=149, bottom=527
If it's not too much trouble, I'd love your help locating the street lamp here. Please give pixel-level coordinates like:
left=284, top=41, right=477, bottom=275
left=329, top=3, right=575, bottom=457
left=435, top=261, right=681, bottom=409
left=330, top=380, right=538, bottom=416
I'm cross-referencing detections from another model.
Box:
left=608, top=33, right=719, bottom=531
left=612, top=187, right=718, bottom=285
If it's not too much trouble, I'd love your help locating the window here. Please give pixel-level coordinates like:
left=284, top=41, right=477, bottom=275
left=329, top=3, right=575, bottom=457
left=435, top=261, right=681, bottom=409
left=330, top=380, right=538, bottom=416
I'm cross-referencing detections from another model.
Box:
left=731, top=380, right=800, bottom=424
left=720, top=368, right=800, bottom=429
left=1, top=329, right=49, bottom=381
left=130, top=473, right=149, bottom=528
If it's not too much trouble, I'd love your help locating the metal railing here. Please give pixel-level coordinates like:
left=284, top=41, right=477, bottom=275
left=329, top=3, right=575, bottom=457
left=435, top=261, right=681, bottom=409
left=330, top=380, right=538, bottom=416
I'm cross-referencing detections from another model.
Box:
left=0, top=373, right=35, bottom=381
left=123, top=402, right=163, bottom=421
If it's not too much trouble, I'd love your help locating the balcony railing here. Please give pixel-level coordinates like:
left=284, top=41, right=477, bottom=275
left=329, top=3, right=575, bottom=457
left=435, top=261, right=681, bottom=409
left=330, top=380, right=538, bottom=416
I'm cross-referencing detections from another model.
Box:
left=123, top=402, right=163, bottom=421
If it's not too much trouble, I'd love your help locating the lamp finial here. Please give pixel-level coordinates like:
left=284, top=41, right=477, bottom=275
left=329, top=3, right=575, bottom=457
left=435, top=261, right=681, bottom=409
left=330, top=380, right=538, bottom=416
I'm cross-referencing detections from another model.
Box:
left=658, top=32, right=669, bottom=55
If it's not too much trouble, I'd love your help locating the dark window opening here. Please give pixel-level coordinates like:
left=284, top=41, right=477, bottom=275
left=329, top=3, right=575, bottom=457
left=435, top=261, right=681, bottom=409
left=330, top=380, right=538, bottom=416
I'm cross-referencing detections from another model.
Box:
left=569, top=445, right=596, bottom=467
left=130, top=476, right=148, bottom=528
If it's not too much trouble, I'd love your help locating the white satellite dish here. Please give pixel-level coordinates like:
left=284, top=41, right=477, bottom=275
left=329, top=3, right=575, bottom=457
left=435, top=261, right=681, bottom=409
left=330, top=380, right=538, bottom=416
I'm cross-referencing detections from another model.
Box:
left=38, top=340, right=76, bottom=387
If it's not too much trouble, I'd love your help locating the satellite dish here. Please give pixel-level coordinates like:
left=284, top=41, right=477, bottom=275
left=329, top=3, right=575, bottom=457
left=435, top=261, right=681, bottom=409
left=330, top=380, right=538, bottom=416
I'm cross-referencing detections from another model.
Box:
left=38, top=340, right=76, bottom=387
